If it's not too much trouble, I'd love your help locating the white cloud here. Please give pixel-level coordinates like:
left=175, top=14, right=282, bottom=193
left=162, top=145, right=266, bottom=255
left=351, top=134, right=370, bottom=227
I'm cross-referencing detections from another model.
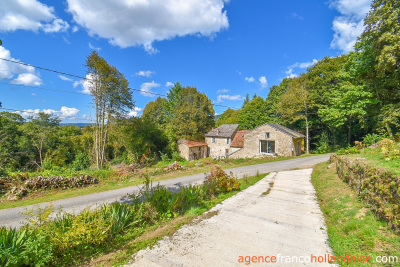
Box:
left=31, top=93, right=36, bottom=96
left=217, top=89, right=229, bottom=93
left=88, top=42, right=101, bottom=51
left=66, top=0, right=229, bottom=53
left=217, top=94, right=243, bottom=103
left=140, top=81, right=160, bottom=97
left=329, top=0, right=371, bottom=53
left=165, top=81, right=174, bottom=87
left=286, top=59, right=318, bottom=78
left=259, top=76, right=268, bottom=88
left=0, top=0, right=69, bottom=33
left=285, top=68, right=298, bottom=78
left=74, top=74, right=93, bottom=95
left=0, top=46, right=39, bottom=83
left=16, top=106, right=79, bottom=119
left=59, top=75, right=73, bottom=82
left=245, top=77, right=255, bottom=82
left=290, top=12, right=303, bottom=20
left=289, top=59, right=318, bottom=69
left=127, top=107, right=143, bottom=117
left=42, top=18, right=69, bottom=33
left=60, top=106, right=79, bottom=118
left=136, top=70, right=155, bottom=77
left=11, top=73, right=42, bottom=86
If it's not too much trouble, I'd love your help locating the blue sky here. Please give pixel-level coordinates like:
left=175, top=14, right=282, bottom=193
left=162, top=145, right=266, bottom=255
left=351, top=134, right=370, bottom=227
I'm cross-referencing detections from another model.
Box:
left=0, top=0, right=372, bottom=122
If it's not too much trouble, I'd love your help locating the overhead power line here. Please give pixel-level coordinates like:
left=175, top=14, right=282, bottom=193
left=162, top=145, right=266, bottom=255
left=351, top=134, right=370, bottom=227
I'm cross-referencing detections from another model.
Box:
left=0, top=57, right=239, bottom=110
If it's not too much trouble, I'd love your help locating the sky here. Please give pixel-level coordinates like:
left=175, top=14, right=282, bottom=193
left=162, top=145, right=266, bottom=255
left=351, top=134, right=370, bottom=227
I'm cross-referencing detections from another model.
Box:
left=0, top=0, right=372, bottom=123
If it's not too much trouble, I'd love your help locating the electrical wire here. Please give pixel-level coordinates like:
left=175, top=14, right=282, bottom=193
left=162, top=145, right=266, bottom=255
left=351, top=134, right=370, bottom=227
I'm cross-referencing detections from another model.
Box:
left=0, top=57, right=240, bottom=110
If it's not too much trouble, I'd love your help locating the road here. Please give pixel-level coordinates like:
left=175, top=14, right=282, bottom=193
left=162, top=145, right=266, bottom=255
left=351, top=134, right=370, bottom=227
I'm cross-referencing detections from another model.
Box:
left=0, top=154, right=330, bottom=229
left=126, top=169, right=337, bottom=267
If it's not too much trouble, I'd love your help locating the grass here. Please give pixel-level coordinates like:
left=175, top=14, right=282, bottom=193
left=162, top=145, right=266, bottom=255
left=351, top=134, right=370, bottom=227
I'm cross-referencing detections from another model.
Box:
left=311, top=161, right=400, bottom=266
left=346, top=147, right=400, bottom=175
left=0, top=154, right=314, bottom=209
left=85, top=173, right=266, bottom=267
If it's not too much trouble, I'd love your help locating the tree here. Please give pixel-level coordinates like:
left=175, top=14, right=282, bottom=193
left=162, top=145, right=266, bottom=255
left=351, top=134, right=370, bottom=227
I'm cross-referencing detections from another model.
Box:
left=167, top=86, right=215, bottom=141
left=86, top=51, right=134, bottom=169
left=216, top=108, right=241, bottom=126
left=142, top=97, right=168, bottom=126
left=318, top=70, right=376, bottom=144
left=277, top=76, right=313, bottom=153
left=0, top=112, right=27, bottom=170
left=264, top=79, right=291, bottom=124
left=238, top=96, right=268, bottom=130
left=164, top=82, right=183, bottom=121
left=355, top=0, right=400, bottom=136
left=21, top=113, right=61, bottom=168
left=120, top=117, right=169, bottom=162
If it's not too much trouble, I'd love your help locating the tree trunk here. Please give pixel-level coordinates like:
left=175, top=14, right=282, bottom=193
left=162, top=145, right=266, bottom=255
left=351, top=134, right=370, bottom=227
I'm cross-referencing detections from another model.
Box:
left=347, top=116, right=351, bottom=145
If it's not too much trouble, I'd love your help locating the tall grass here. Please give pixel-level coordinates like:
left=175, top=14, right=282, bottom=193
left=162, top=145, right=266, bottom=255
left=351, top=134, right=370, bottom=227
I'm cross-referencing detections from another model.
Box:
left=0, top=167, right=241, bottom=266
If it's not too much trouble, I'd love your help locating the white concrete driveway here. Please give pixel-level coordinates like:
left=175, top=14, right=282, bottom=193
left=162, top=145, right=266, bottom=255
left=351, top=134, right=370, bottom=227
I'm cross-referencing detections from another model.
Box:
left=126, top=169, right=336, bottom=267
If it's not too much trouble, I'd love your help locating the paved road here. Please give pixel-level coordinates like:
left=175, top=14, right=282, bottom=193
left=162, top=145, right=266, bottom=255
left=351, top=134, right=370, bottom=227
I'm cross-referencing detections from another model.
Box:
left=126, top=169, right=337, bottom=267
left=0, top=154, right=330, bottom=229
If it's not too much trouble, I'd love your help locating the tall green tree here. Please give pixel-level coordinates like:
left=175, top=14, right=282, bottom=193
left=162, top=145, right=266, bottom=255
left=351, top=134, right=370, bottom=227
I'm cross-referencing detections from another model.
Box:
left=265, top=79, right=291, bottom=124
left=142, top=97, right=168, bottom=126
left=21, top=113, right=61, bottom=168
left=277, top=76, right=313, bottom=153
left=238, top=96, right=268, bottom=130
left=86, top=51, right=133, bottom=169
left=216, top=108, right=241, bottom=126
left=167, top=86, right=215, bottom=141
left=0, top=112, right=27, bottom=170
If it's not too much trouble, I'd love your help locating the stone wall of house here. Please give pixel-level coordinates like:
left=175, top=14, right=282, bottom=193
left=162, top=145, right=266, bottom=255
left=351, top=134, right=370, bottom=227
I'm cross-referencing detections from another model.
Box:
left=228, top=124, right=302, bottom=159
left=178, top=144, right=208, bottom=161
left=178, top=143, right=190, bottom=161
left=205, top=137, right=232, bottom=158
left=188, top=146, right=208, bottom=161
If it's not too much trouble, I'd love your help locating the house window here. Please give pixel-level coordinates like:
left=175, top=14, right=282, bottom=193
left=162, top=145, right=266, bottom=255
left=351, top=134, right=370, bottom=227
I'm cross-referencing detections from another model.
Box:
left=226, top=138, right=230, bottom=144
left=265, top=132, right=270, bottom=139
left=212, top=137, right=216, bottom=143
left=225, top=149, right=229, bottom=155
left=260, top=140, right=275, bottom=154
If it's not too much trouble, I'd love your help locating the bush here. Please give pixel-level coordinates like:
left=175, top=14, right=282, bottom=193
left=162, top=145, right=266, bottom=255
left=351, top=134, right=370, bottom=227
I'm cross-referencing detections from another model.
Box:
left=363, top=133, right=383, bottom=146
left=336, top=146, right=360, bottom=155
left=70, top=152, right=91, bottom=171
left=332, top=155, right=400, bottom=234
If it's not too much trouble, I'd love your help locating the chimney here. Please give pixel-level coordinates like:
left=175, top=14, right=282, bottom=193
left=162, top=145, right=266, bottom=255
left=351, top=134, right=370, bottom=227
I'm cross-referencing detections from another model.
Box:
left=217, top=129, right=220, bottom=135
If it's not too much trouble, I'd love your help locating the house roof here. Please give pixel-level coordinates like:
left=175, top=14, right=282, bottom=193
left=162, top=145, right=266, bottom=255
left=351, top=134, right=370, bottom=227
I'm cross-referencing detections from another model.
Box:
left=204, top=124, right=239, bottom=138
left=178, top=139, right=208, bottom=148
left=231, top=130, right=250, bottom=148
left=245, top=123, right=305, bottom=138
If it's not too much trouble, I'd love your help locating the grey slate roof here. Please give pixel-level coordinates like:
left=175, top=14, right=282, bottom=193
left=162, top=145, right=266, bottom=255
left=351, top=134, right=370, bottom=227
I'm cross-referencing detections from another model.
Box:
left=205, top=124, right=239, bottom=138
left=245, top=123, right=305, bottom=138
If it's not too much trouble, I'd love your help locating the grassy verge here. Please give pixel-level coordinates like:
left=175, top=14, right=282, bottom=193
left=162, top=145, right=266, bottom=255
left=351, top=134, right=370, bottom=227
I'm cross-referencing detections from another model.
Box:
left=311, top=161, right=400, bottom=266
left=85, top=173, right=266, bottom=267
left=0, top=171, right=266, bottom=267
left=0, top=154, right=314, bottom=209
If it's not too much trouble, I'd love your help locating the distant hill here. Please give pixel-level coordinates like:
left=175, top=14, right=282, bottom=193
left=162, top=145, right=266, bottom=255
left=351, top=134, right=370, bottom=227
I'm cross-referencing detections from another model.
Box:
left=60, top=123, right=94, bottom=128
left=215, top=114, right=221, bottom=122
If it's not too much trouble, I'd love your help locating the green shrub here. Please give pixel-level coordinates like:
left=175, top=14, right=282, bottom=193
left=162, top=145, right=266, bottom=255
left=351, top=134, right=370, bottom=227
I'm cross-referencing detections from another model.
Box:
left=336, top=146, right=360, bottom=155
left=70, top=152, right=91, bottom=171
left=332, top=155, right=400, bottom=234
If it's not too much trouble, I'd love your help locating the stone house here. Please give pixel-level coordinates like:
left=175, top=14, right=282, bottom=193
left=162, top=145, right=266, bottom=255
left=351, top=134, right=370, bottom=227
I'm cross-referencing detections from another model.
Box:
left=177, top=139, right=208, bottom=161
left=204, top=124, right=239, bottom=158
left=229, top=123, right=304, bottom=158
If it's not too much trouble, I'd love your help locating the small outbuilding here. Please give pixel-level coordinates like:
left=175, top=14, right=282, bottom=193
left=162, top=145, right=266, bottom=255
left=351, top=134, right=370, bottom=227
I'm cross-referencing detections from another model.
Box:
left=177, top=139, right=208, bottom=161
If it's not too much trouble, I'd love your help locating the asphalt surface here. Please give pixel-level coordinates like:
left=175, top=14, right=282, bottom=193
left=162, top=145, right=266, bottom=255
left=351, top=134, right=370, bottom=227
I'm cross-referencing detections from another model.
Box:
left=126, top=169, right=337, bottom=267
left=0, top=154, right=330, bottom=229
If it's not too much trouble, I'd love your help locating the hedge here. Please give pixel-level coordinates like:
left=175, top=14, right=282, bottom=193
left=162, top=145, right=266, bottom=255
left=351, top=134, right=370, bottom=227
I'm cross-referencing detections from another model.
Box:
left=331, top=155, right=400, bottom=234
